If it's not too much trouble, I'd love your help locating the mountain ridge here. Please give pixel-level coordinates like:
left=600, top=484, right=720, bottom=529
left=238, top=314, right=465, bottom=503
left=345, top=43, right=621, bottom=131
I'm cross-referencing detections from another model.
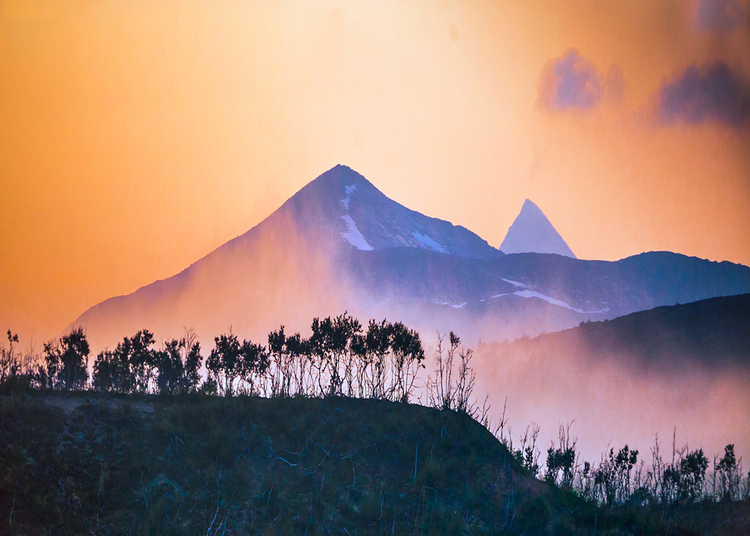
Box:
left=66, top=165, right=750, bottom=350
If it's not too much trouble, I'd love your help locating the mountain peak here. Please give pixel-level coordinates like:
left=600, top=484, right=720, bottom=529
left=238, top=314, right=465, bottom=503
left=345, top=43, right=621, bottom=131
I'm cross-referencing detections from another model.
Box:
left=280, top=165, right=502, bottom=258
left=499, top=199, right=576, bottom=258
left=313, top=164, right=369, bottom=185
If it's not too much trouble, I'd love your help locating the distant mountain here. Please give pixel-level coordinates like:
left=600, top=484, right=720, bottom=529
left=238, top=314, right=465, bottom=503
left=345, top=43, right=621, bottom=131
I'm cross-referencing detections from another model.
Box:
left=500, top=199, right=576, bottom=258
left=344, top=248, right=750, bottom=342
left=67, top=165, right=750, bottom=350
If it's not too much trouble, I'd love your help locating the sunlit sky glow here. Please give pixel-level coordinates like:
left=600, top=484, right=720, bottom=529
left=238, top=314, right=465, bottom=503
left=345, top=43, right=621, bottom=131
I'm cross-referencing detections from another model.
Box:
left=2, top=0, right=749, bottom=341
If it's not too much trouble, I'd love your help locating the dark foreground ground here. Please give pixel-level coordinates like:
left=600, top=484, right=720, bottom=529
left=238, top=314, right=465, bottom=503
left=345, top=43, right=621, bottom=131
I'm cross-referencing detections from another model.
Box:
left=1, top=392, right=748, bottom=535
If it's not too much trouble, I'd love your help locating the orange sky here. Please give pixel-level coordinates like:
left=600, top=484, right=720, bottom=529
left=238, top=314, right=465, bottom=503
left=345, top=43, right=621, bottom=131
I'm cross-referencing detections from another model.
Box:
left=2, top=0, right=749, bottom=343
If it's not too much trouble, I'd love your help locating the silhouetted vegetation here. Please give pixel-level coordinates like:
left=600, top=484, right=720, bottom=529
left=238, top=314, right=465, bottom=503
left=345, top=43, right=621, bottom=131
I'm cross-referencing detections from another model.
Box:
left=1, top=313, right=749, bottom=534
left=39, top=327, right=90, bottom=391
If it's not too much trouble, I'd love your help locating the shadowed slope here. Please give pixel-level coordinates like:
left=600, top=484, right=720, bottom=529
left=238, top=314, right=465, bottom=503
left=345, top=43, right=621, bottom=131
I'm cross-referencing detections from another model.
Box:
left=0, top=395, right=550, bottom=535
left=344, top=248, right=750, bottom=342
left=513, top=293, right=750, bottom=370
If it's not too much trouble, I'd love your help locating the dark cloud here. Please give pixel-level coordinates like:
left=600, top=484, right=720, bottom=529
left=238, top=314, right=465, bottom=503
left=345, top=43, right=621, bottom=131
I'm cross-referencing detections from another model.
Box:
left=694, top=0, right=744, bottom=31
left=538, top=49, right=624, bottom=112
left=655, top=62, right=750, bottom=128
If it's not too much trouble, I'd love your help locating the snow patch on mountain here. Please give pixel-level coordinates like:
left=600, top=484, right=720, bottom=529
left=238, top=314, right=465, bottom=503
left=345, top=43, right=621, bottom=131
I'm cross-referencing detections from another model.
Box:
left=432, top=300, right=468, bottom=309
left=341, top=215, right=373, bottom=251
left=341, top=184, right=358, bottom=211
left=514, top=290, right=577, bottom=310
left=285, top=165, right=501, bottom=259
left=502, top=278, right=529, bottom=289
left=411, top=231, right=448, bottom=253
left=513, top=290, right=606, bottom=314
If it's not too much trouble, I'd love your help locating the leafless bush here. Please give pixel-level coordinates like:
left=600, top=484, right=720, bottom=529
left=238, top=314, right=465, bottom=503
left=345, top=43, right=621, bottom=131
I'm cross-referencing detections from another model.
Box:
left=427, top=331, right=475, bottom=413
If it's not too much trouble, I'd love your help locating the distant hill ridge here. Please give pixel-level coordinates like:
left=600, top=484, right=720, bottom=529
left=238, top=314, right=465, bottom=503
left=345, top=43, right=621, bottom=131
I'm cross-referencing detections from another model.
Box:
left=484, top=293, right=750, bottom=369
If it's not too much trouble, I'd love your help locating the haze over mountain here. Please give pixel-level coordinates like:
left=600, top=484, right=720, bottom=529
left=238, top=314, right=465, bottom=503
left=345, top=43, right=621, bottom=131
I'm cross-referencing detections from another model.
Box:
left=500, top=199, right=576, bottom=258
left=68, top=165, right=750, bottom=351
left=475, top=293, right=750, bottom=468
left=61, top=164, right=750, bottom=468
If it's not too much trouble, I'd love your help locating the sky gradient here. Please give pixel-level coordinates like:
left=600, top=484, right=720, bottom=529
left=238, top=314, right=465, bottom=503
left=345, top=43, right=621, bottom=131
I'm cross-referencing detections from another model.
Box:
left=2, top=0, right=750, bottom=342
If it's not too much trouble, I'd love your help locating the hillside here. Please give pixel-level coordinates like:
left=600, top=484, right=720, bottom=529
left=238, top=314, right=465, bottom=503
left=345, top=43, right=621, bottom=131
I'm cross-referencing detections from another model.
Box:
left=483, top=293, right=750, bottom=371
left=2, top=394, right=748, bottom=535
left=1, top=394, right=544, bottom=535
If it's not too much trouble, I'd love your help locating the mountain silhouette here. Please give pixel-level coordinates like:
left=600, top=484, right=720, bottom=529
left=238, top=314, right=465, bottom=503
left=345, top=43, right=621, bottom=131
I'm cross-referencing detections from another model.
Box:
left=500, top=199, right=576, bottom=258
left=67, top=165, right=750, bottom=350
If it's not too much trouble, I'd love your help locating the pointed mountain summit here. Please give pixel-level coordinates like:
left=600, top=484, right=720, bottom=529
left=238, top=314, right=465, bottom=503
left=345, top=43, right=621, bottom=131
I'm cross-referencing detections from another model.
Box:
left=499, top=199, right=576, bottom=258
left=280, top=165, right=501, bottom=258
left=67, top=165, right=501, bottom=348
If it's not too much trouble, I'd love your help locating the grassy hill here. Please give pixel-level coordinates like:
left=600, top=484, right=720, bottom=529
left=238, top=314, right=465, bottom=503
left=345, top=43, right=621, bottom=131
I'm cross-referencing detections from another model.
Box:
left=2, top=392, right=748, bottom=535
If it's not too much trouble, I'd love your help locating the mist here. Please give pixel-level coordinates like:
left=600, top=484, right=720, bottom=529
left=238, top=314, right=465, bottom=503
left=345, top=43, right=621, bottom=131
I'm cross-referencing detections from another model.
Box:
left=470, top=327, right=750, bottom=472
left=69, top=211, right=354, bottom=353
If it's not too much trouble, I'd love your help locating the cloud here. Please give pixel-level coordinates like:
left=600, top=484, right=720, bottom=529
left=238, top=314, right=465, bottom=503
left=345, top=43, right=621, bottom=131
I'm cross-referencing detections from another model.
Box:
left=538, top=49, right=624, bottom=112
left=694, top=0, right=744, bottom=31
left=654, top=62, right=750, bottom=128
